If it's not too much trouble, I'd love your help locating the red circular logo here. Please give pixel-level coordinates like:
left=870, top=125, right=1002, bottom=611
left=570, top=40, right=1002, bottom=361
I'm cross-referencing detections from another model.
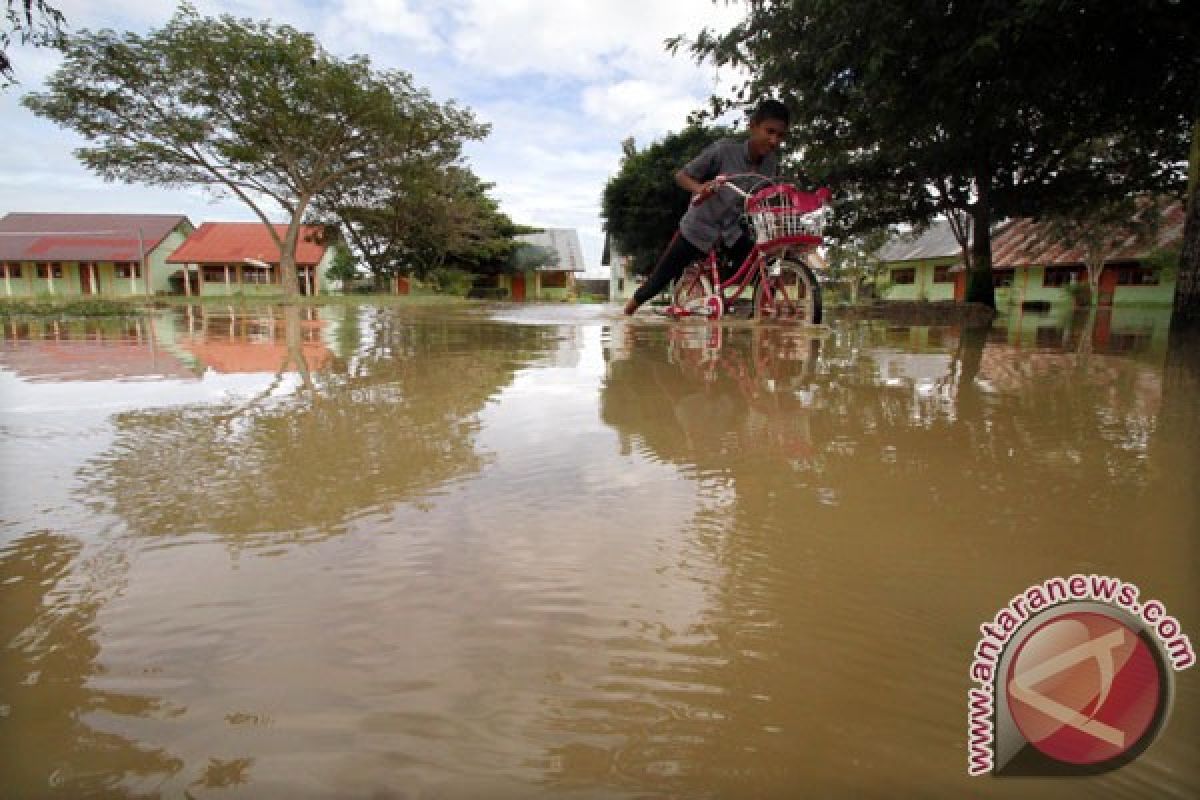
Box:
left=1006, top=611, right=1162, bottom=765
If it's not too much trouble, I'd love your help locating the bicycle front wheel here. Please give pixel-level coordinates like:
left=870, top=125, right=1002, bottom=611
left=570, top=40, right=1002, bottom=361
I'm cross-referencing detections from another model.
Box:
left=672, top=265, right=717, bottom=317
left=757, top=258, right=823, bottom=324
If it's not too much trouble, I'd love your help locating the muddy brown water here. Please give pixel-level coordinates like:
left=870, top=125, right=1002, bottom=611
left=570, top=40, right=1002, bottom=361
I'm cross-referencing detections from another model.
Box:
left=1, top=303, right=1196, bottom=798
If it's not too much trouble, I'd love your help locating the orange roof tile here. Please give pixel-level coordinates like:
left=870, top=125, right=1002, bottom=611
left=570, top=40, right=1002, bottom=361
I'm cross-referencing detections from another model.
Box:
left=991, top=202, right=1184, bottom=268
left=167, top=223, right=330, bottom=266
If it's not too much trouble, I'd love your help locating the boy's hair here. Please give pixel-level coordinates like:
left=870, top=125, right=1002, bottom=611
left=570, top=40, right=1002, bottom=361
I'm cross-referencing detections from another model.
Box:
left=750, top=99, right=790, bottom=126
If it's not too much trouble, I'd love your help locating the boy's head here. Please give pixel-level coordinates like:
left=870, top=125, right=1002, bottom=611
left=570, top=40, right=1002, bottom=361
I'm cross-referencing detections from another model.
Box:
left=747, top=99, right=790, bottom=159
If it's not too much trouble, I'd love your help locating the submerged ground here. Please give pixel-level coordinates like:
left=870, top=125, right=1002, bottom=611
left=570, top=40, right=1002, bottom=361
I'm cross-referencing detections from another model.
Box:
left=1, top=303, right=1196, bottom=797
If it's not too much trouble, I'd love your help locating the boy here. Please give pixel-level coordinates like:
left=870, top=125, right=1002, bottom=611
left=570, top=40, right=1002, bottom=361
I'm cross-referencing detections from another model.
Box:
left=623, top=99, right=791, bottom=315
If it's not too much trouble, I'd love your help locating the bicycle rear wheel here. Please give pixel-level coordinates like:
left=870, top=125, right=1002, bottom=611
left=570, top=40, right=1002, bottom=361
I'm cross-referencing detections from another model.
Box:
left=672, top=265, right=718, bottom=318
left=756, top=258, right=823, bottom=324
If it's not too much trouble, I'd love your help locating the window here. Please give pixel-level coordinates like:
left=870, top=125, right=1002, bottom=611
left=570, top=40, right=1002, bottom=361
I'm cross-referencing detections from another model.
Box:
left=891, top=268, right=916, bottom=285
left=242, top=266, right=272, bottom=284
left=1042, top=267, right=1078, bottom=287
left=993, top=270, right=1015, bottom=288
left=540, top=270, right=567, bottom=288
left=114, top=262, right=141, bottom=279
left=1116, top=266, right=1159, bottom=286
left=2, top=263, right=21, bottom=279
left=202, top=266, right=227, bottom=282
left=36, top=262, right=63, bottom=279
left=933, top=265, right=954, bottom=283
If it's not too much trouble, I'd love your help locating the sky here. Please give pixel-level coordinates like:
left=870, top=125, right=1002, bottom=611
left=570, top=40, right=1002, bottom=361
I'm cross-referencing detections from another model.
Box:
left=0, top=0, right=749, bottom=276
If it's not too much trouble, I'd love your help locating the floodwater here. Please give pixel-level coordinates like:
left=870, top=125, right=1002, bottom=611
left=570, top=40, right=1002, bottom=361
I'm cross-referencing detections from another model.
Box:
left=1, top=303, right=1196, bottom=798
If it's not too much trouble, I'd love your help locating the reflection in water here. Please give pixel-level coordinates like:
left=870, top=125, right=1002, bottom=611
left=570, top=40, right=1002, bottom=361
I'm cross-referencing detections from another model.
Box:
left=0, top=532, right=184, bottom=795
left=0, top=305, right=1195, bottom=797
left=83, top=306, right=549, bottom=542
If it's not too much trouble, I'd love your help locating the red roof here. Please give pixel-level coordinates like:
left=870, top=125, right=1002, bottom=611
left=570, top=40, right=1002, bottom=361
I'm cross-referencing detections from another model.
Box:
left=167, top=223, right=330, bottom=266
left=0, top=213, right=191, bottom=262
left=991, top=201, right=1184, bottom=268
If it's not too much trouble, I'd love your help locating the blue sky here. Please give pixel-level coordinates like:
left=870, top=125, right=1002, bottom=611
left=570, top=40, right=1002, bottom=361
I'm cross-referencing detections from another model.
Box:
left=0, top=0, right=747, bottom=274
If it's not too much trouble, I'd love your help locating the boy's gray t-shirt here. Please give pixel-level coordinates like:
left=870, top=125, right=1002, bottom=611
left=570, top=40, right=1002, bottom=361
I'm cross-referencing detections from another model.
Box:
left=678, top=137, right=780, bottom=251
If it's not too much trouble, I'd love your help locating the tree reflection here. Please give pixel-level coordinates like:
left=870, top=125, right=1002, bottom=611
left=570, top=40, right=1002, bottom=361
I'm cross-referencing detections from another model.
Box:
left=82, top=308, right=548, bottom=546
left=0, top=532, right=183, bottom=796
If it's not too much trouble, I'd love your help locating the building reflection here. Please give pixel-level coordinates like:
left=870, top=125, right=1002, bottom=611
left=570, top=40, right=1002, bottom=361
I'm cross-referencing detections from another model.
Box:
left=0, top=317, right=196, bottom=382
left=80, top=307, right=551, bottom=546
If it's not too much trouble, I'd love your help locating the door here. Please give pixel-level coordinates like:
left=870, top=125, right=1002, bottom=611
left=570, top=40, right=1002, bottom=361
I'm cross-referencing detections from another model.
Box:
left=1097, top=266, right=1118, bottom=306
left=79, top=263, right=96, bottom=295
left=512, top=273, right=526, bottom=301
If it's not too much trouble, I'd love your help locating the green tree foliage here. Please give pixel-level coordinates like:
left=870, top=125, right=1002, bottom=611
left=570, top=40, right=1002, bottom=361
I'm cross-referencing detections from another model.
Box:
left=825, top=228, right=889, bottom=304
left=601, top=124, right=731, bottom=276
left=510, top=243, right=556, bottom=271
left=325, top=242, right=360, bottom=287
left=328, top=165, right=529, bottom=282
left=1040, top=196, right=1166, bottom=304
left=674, top=1, right=1195, bottom=309
left=22, top=3, right=486, bottom=296
left=1, top=0, right=65, bottom=87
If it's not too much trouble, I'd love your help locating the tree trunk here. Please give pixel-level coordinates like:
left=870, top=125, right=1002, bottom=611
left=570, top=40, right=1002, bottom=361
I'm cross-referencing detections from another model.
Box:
left=965, top=206, right=996, bottom=308
left=279, top=200, right=311, bottom=298
left=1173, top=121, right=1200, bottom=327
left=964, top=160, right=996, bottom=308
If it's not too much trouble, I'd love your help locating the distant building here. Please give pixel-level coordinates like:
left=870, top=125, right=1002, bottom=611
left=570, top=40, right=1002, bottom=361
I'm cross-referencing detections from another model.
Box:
left=874, top=220, right=965, bottom=303
left=874, top=202, right=1183, bottom=308
left=507, top=227, right=585, bottom=301
left=602, top=230, right=635, bottom=303
left=989, top=202, right=1183, bottom=308
left=0, top=212, right=193, bottom=298
left=167, top=222, right=336, bottom=296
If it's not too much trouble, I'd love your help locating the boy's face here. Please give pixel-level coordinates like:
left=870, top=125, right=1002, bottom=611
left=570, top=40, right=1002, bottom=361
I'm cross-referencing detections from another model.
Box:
left=748, top=117, right=788, bottom=159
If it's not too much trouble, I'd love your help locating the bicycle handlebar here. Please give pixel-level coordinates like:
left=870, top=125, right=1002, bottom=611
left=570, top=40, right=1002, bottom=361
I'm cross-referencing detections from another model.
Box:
left=689, top=173, right=780, bottom=206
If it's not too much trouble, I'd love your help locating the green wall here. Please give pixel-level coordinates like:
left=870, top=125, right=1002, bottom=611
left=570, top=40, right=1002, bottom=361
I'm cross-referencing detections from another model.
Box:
left=882, top=257, right=958, bottom=302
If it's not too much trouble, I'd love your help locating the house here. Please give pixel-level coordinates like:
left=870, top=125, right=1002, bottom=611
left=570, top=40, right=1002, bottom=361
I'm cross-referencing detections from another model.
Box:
left=508, top=228, right=585, bottom=301
left=875, top=220, right=965, bottom=303
left=0, top=213, right=193, bottom=298
left=166, top=222, right=336, bottom=296
left=989, top=201, right=1184, bottom=308
left=875, top=202, right=1184, bottom=308
left=602, top=230, right=635, bottom=303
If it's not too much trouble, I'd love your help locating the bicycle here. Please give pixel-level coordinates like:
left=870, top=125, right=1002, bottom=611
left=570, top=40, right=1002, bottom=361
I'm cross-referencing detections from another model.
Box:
left=664, top=174, right=830, bottom=324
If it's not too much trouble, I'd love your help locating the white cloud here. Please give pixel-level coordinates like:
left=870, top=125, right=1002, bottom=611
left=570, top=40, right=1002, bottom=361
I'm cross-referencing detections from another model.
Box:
left=581, top=79, right=705, bottom=139
left=445, top=0, right=742, bottom=81
left=337, top=0, right=435, bottom=36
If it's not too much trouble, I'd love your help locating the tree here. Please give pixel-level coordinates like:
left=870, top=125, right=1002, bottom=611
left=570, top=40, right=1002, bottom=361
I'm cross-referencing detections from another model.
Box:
left=824, top=228, right=889, bottom=305
left=325, top=241, right=360, bottom=288
left=403, top=167, right=533, bottom=278
left=1175, top=121, right=1200, bottom=326
left=674, top=1, right=1195, bottom=309
left=1040, top=196, right=1165, bottom=305
left=1, top=0, right=65, bottom=88
left=601, top=124, right=731, bottom=276
left=326, top=164, right=528, bottom=284
left=510, top=243, right=556, bottom=271
left=23, top=3, right=485, bottom=296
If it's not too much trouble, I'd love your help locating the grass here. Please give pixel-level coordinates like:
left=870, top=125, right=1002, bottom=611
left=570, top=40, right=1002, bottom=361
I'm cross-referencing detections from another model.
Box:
left=0, top=291, right=488, bottom=317
left=0, top=296, right=150, bottom=317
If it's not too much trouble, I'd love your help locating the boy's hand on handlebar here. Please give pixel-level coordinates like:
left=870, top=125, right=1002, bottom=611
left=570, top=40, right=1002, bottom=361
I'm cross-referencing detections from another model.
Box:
left=691, top=176, right=726, bottom=206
